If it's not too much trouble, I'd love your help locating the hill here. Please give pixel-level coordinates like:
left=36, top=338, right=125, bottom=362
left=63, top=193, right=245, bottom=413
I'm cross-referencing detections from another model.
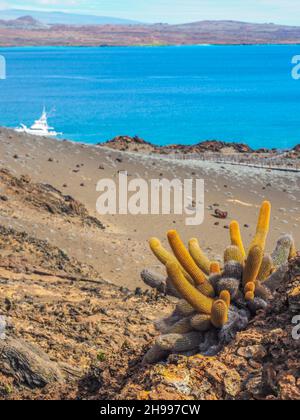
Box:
left=0, top=9, right=143, bottom=25
left=0, top=15, right=48, bottom=29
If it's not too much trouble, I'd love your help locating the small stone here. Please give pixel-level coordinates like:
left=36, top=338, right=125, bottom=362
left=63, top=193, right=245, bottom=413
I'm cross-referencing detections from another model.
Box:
left=135, top=287, right=143, bottom=296
left=237, top=345, right=267, bottom=361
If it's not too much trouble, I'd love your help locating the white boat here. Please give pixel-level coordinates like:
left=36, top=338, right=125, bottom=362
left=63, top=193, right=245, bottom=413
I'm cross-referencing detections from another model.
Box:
left=15, top=108, right=61, bottom=137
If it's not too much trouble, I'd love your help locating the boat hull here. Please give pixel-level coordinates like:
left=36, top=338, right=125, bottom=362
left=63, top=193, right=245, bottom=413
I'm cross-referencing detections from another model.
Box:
left=15, top=128, right=59, bottom=137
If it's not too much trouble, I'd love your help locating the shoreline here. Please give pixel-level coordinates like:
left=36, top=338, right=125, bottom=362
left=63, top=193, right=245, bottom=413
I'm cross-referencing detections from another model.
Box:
left=1, top=43, right=300, bottom=48
left=1, top=124, right=298, bottom=151
left=1, top=125, right=299, bottom=161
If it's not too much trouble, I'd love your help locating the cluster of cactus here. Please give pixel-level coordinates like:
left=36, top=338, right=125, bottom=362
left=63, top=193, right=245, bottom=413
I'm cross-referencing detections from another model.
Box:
left=142, top=201, right=297, bottom=364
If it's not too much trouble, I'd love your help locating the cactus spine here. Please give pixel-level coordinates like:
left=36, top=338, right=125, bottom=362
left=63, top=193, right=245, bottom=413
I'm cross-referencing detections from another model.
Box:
left=244, top=281, right=256, bottom=293
left=157, top=332, right=203, bottom=352
left=250, top=201, right=271, bottom=252
left=166, top=277, right=182, bottom=298
left=257, top=254, right=273, bottom=281
left=165, top=317, right=193, bottom=334
left=211, top=300, right=228, bottom=328
left=223, top=261, right=243, bottom=280
left=190, top=314, right=212, bottom=332
left=243, top=245, right=263, bottom=286
left=216, top=277, right=240, bottom=299
left=188, top=238, right=211, bottom=275
left=289, top=239, right=297, bottom=259
left=210, top=262, right=221, bottom=274
left=224, top=245, right=244, bottom=265
left=166, top=261, right=213, bottom=315
left=255, top=281, right=273, bottom=301
left=142, top=344, right=169, bottom=365
left=141, top=269, right=166, bottom=293
left=219, top=290, right=231, bottom=308
left=245, top=291, right=255, bottom=301
left=230, top=221, right=246, bottom=259
left=167, top=230, right=215, bottom=297
left=175, top=299, right=196, bottom=317
left=272, top=235, right=294, bottom=268
left=149, top=237, right=193, bottom=284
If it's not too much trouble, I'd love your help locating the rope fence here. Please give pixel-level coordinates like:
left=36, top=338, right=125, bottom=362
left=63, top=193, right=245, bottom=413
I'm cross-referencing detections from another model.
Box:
left=154, top=152, right=300, bottom=172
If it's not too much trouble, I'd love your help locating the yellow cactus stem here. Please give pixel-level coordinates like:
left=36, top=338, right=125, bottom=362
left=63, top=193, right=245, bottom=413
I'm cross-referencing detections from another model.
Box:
left=211, top=299, right=228, bottom=328
left=245, top=291, right=255, bottom=301
left=210, top=261, right=221, bottom=275
left=244, top=281, right=256, bottom=294
left=250, top=201, right=271, bottom=253
left=167, top=230, right=215, bottom=297
left=149, top=237, right=193, bottom=284
left=257, top=254, right=273, bottom=281
left=188, top=238, right=211, bottom=275
left=224, top=245, right=245, bottom=265
left=243, top=245, right=264, bottom=286
left=166, top=261, right=213, bottom=315
left=219, top=290, right=231, bottom=308
left=149, top=237, right=177, bottom=266
left=229, top=221, right=246, bottom=259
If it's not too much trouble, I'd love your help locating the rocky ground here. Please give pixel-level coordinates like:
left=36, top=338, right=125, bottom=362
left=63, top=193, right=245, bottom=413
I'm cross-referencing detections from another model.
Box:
left=0, top=223, right=172, bottom=400
left=99, top=136, right=258, bottom=155
left=120, top=257, right=300, bottom=400
left=0, top=128, right=299, bottom=399
left=2, top=127, right=300, bottom=291
left=0, top=219, right=299, bottom=399
left=0, top=170, right=299, bottom=400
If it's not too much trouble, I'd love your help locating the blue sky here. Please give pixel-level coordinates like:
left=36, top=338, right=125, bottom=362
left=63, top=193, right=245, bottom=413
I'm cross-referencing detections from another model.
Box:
left=0, top=0, right=300, bottom=25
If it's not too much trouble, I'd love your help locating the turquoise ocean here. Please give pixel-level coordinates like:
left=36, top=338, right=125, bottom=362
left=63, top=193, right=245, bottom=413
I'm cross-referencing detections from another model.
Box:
left=0, top=45, right=300, bottom=149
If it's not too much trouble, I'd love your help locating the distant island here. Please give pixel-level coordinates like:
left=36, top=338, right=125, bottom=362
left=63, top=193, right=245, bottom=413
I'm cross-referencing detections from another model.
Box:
left=1, top=14, right=300, bottom=46
left=0, top=8, right=143, bottom=26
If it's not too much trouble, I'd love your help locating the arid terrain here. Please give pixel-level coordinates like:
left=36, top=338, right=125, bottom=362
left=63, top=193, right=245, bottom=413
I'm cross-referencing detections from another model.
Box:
left=1, top=17, right=300, bottom=46
left=1, top=128, right=300, bottom=289
left=0, top=128, right=299, bottom=399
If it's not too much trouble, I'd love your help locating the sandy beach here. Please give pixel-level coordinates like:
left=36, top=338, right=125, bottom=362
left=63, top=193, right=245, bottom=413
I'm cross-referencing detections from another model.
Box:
left=1, top=127, right=299, bottom=290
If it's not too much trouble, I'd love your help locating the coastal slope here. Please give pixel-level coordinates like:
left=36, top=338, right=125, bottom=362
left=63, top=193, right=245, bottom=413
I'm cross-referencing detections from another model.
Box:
left=0, top=128, right=299, bottom=399
left=0, top=127, right=300, bottom=290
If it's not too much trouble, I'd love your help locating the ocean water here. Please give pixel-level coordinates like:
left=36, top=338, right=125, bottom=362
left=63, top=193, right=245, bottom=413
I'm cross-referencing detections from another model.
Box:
left=0, top=45, right=300, bottom=149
